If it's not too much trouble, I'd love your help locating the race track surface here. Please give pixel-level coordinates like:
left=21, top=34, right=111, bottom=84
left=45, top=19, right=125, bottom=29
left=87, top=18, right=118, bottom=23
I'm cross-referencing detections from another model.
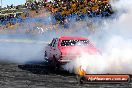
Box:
left=0, top=61, right=132, bottom=88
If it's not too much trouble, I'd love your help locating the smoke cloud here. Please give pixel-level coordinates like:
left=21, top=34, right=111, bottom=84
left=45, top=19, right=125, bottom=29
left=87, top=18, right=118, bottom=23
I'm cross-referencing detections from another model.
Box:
left=63, top=0, right=132, bottom=74
left=0, top=0, right=132, bottom=76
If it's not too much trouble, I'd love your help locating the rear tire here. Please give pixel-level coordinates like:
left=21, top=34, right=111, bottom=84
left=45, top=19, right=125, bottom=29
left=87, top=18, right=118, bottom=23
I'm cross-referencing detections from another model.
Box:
left=52, top=56, right=60, bottom=71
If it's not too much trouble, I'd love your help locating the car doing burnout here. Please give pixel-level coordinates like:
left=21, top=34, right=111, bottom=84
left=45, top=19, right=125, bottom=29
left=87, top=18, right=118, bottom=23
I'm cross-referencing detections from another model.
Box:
left=44, top=36, right=99, bottom=67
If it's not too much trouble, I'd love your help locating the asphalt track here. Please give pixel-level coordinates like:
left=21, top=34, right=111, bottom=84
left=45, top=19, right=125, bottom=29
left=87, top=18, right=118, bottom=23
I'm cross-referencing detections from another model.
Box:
left=0, top=61, right=132, bottom=88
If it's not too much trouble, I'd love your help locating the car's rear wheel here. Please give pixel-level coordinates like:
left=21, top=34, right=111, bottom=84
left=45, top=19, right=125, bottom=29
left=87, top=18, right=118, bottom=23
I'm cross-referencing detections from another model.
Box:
left=52, top=56, right=60, bottom=71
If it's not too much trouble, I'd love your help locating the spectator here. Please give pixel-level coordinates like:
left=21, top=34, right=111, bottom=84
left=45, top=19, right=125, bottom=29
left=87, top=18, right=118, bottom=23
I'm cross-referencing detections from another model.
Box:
left=45, top=0, right=113, bottom=24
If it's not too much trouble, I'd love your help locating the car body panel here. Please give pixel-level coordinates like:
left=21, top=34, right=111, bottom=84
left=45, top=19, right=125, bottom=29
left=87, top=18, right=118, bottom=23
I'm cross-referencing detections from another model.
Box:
left=44, top=36, right=99, bottom=65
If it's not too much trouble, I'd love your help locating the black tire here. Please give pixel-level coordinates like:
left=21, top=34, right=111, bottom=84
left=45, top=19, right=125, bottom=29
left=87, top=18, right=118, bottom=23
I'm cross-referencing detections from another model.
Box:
left=52, top=56, right=60, bottom=71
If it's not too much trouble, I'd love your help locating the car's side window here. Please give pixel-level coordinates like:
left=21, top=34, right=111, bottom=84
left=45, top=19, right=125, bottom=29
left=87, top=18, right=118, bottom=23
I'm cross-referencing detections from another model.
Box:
left=52, top=38, right=58, bottom=47
left=50, top=38, right=58, bottom=47
left=51, top=39, right=55, bottom=47
left=52, top=39, right=56, bottom=47
left=55, top=38, right=58, bottom=47
left=50, top=39, right=54, bottom=46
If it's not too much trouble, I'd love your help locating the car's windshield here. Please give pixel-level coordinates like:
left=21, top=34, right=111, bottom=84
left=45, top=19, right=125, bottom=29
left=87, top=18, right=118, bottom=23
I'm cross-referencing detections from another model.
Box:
left=60, top=40, right=90, bottom=46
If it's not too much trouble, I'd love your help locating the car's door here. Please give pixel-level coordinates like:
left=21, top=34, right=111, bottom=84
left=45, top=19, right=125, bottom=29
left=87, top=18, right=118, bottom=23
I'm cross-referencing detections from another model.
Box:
left=51, top=38, right=60, bottom=59
left=46, top=39, right=55, bottom=59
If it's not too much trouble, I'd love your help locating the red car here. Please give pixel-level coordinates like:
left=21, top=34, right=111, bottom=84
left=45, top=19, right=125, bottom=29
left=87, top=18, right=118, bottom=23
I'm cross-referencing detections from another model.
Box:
left=44, top=36, right=99, bottom=67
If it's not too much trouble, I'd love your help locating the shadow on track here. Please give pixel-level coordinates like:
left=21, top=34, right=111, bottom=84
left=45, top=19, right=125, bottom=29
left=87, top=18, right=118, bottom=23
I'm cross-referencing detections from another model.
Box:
left=18, top=61, right=75, bottom=76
